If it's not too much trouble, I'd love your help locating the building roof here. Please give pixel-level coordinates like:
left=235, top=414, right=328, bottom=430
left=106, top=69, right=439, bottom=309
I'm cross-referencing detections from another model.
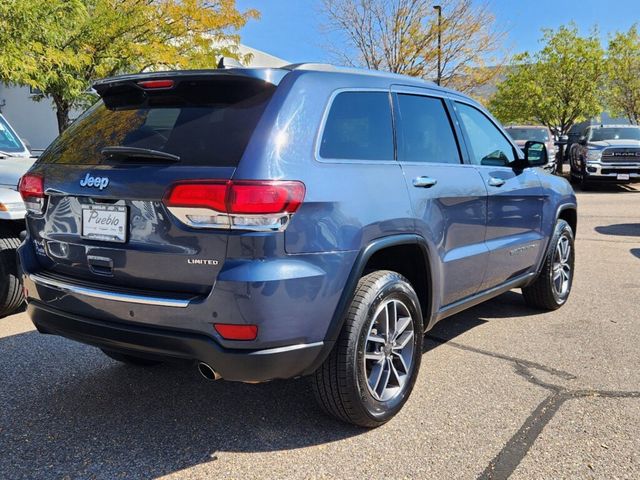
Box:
left=238, top=44, right=289, bottom=68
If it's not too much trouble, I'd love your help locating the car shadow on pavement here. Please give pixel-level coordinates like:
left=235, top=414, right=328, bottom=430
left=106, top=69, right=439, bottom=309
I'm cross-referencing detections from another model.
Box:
left=575, top=183, right=639, bottom=194
left=0, top=330, right=366, bottom=479
left=594, top=223, right=640, bottom=237
left=0, top=290, right=539, bottom=480
left=631, top=248, right=640, bottom=259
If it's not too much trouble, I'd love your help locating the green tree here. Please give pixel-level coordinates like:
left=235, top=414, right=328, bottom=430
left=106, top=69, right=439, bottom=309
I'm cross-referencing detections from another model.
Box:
left=489, top=25, right=605, bottom=135
left=0, top=0, right=258, bottom=133
left=606, top=25, right=640, bottom=124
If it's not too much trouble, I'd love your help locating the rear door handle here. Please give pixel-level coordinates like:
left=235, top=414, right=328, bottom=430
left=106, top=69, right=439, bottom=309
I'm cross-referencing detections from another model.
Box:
left=413, top=176, right=437, bottom=188
left=488, top=177, right=506, bottom=187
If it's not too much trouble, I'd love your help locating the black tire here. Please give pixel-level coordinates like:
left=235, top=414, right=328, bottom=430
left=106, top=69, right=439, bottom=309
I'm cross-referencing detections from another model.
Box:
left=522, top=219, right=575, bottom=310
left=568, top=171, right=579, bottom=185
left=576, top=160, right=592, bottom=191
left=312, top=270, right=423, bottom=428
left=101, top=349, right=163, bottom=367
left=568, top=156, right=580, bottom=184
left=0, top=228, right=24, bottom=317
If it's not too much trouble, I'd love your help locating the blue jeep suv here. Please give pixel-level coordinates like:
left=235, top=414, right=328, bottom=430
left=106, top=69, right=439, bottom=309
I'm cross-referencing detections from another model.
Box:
left=17, top=64, right=577, bottom=427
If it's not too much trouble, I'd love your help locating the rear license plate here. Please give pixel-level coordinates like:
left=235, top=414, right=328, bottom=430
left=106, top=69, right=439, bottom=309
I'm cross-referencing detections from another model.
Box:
left=81, top=205, right=128, bottom=243
left=617, top=173, right=630, bottom=180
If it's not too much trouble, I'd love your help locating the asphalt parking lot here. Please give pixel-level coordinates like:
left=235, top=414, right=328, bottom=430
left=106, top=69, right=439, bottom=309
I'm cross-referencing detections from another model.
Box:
left=1, top=182, right=639, bottom=480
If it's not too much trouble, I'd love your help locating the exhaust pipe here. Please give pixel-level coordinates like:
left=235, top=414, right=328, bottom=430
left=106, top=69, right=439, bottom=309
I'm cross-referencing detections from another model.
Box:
left=197, top=362, right=222, bottom=381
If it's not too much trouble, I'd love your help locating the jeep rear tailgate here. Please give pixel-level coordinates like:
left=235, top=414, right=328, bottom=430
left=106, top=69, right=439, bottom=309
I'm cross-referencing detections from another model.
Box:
left=24, top=71, right=280, bottom=295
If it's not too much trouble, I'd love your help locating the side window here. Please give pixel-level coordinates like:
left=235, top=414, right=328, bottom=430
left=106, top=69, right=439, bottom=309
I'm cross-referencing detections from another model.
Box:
left=396, top=94, right=461, bottom=164
left=455, top=102, right=516, bottom=166
left=320, top=91, right=394, bottom=161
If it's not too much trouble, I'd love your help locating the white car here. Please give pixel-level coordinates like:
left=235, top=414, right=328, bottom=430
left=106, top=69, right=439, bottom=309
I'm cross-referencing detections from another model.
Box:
left=0, top=113, right=35, bottom=316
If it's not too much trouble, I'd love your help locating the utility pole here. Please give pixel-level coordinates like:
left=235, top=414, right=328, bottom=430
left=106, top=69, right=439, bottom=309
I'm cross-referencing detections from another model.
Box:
left=433, top=5, right=442, bottom=86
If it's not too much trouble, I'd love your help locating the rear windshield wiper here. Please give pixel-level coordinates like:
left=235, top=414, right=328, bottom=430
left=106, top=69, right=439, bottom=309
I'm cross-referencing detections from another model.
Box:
left=101, top=146, right=181, bottom=162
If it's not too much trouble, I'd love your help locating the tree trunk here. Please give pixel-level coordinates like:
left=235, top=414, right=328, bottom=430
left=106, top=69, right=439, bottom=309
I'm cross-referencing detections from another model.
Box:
left=53, top=96, right=71, bottom=134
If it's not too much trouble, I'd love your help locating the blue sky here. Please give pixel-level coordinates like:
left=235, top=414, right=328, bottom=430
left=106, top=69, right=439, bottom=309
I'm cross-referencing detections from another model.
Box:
left=236, top=0, right=640, bottom=63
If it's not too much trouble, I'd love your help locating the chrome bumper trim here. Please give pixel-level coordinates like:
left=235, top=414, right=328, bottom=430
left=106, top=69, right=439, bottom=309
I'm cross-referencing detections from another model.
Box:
left=28, top=273, right=192, bottom=308
left=249, top=341, right=324, bottom=356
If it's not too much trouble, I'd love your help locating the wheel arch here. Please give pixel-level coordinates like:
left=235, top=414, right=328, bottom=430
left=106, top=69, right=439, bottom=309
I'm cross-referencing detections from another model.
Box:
left=556, top=203, right=577, bottom=236
left=303, top=234, right=436, bottom=376
left=529, top=202, right=578, bottom=287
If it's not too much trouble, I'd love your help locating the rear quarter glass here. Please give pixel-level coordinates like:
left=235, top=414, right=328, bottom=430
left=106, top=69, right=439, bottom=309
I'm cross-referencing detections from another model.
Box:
left=37, top=79, right=276, bottom=167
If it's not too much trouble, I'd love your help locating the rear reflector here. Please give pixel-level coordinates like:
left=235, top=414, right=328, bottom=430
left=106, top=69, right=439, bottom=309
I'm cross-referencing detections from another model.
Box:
left=18, top=174, right=45, bottom=214
left=137, top=79, right=174, bottom=89
left=214, top=323, right=258, bottom=341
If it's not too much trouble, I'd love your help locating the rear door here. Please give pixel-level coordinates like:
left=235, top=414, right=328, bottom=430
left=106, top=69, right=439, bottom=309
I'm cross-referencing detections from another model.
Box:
left=392, top=88, right=488, bottom=307
left=451, top=101, right=545, bottom=290
left=27, top=74, right=278, bottom=295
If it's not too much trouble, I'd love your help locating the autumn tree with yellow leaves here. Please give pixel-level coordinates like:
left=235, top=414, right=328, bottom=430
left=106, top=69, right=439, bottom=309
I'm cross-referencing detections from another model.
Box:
left=0, top=0, right=258, bottom=133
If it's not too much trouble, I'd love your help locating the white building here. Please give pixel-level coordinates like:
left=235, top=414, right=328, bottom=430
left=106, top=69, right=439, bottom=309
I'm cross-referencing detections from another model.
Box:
left=0, top=45, right=288, bottom=152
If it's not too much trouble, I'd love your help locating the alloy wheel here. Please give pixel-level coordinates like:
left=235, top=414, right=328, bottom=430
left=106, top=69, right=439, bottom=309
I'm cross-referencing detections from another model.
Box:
left=552, top=234, right=572, bottom=297
left=363, top=299, right=415, bottom=402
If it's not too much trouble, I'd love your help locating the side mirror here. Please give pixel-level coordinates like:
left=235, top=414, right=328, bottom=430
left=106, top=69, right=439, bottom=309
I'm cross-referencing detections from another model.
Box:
left=524, top=141, right=548, bottom=167
left=578, top=136, right=587, bottom=145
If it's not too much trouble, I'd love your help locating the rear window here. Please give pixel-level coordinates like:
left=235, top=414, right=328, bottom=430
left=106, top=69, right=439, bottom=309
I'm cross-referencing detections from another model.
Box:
left=319, top=91, right=394, bottom=161
left=39, top=78, right=276, bottom=166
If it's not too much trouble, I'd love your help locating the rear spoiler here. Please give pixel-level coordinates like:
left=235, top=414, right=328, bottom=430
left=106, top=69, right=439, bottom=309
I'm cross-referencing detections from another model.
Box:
left=92, top=68, right=289, bottom=98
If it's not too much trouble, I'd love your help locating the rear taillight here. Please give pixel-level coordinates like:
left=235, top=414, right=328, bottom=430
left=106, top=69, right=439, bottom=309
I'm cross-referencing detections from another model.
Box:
left=164, top=180, right=305, bottom=231
left=18, top=174, right=45, bottom=214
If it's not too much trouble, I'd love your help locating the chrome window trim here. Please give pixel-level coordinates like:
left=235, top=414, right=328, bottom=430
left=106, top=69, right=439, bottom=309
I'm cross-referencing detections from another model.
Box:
left=29, top=273, right=193, bottom=308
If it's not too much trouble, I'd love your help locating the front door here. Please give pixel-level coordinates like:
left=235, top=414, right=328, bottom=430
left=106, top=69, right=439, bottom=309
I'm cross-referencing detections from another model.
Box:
left=452, top=101, right=545, bottom=290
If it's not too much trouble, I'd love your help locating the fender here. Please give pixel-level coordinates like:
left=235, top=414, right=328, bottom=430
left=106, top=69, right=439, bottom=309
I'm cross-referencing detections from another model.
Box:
left=555, top=202, right=578, bottom=227
left=302, top=233, right=436, bottom=376
left=528, top=201, right=577, bottom=286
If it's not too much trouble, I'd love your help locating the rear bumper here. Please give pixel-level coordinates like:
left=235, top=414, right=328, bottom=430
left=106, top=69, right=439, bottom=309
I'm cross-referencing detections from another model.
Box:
left=28, top=300, right=326, bottom=382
